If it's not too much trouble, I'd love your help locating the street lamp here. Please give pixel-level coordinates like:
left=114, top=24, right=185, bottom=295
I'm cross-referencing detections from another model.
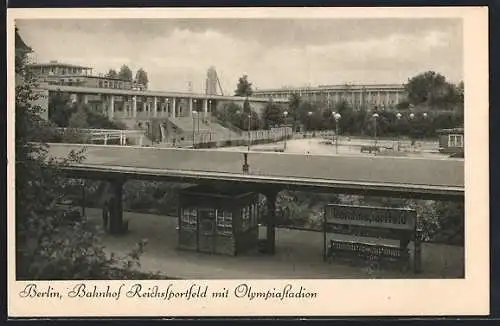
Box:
left=372, top=112, right=379, bottom=151
left=283, top=110, right=288, bottom=151
left=247, top=114, right=252, bottom=152
left=208, top=99, right=213, bottom=141
left=334, top=112, right=341, bottom=154
left=192, top=111, right=197, bottom=148
left=307, top=111, right=313, bottom=134
left=395, top=112, right=402, bottom=151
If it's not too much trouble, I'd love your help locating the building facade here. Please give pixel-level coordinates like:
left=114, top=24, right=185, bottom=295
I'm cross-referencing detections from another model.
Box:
left=254, top=83, right=407, bottom=110
left=28, top=61, right=146, bottom=91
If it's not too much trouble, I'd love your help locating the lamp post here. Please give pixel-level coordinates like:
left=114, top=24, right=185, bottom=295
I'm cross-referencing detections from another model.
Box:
left=331, top=111, right=336, bottom=145
left=334, top=112, right=341, bottom=154
left=307, top=111, right=313, bottom=134
left=395, top=112, right=402, bottom=151
left=247, top=113, right=252, bottom=152
left=409, top=112, right=415, bottom=151
left=193, top=99, right=200, bottom=132
left=283, top=110, right=288, bottom=151
left=372, top=112, right=379, bottom=151
left=192, top=111, right=197, bottom=148
left=208, top=99, right=213, bottom=141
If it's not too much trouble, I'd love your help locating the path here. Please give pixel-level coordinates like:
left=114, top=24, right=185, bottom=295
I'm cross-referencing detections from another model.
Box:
left=83, top=208, right=464, bottom=279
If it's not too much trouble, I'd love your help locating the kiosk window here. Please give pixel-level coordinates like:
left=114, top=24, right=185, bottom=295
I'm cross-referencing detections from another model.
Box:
left=181, top=208, right=197, bottom=230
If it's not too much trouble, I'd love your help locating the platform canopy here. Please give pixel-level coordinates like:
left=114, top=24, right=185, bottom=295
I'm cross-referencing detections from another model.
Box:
left=45, top=143, right=464, bottom=200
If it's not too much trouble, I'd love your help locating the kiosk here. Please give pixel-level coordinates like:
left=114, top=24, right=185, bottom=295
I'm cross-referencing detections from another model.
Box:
left=177, top=185, right=260, bottom=256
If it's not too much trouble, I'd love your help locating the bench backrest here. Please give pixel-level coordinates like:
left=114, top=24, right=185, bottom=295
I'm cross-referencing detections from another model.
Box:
left=324, top=204, right=416, bottom=239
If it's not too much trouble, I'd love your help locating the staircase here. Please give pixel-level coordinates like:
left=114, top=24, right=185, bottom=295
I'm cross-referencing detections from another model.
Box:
left=168, top=116, right=241, bottom=142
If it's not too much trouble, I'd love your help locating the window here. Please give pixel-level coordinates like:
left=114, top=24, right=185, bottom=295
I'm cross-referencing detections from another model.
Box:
left=216, top=209, right=233, bottom=235
left=449, top=134, right=464, bottom=148
left=181, top=208, right=197, bottom=230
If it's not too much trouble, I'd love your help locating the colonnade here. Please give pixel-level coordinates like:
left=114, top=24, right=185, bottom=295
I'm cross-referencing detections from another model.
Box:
left=256, top=88, right=405, bottom=108
left=79, top=93, right=212, bottom=120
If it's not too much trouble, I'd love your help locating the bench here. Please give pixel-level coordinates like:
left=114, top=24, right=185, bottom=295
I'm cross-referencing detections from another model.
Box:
left=323, top=204, right=422, bottom=273
left=360, top=145, right=380, bottom=153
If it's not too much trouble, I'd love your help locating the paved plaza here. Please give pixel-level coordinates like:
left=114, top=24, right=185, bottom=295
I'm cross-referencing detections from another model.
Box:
left=81, top=208, right=464, bottom=279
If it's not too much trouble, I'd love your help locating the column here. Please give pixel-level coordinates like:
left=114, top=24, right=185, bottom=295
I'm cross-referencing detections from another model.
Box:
left=171, top=98, right=176, bottom=118
left=153, top=97, right=158, bottom=117
left=188, top=98, right=193, bottom=117
left=351, top=92, right=355, bottom=107
left=108, top=95, right=115, bottom=120
left=377, top=91, right=381, bottom=106
left=132, top=96, right=137, bottom=118
left=396, top=91, right=400, bottom=105
left=203, top=98, right=208, bottom=117
left=142, top=101, right=147, bottom=117
left=82, top=94, right=89, bottom=104
left=108, top=178, right=125, bottom=235
left=264, top=189, right=278, bottom=255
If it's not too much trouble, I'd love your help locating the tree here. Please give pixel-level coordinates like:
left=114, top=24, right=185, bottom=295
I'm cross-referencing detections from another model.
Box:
left=48, top=92, right=75, bottom=127
left=262, top=101, right=284, bottom=129
left=118, top=65, right=133, bottom=82
left=405, top=71, right=460, bottom=110
left=68, top=105, right=89, bottom=129
left=243, top=98, right=251, bottom=114
left=234, top=75, right=253, bottom=97
left=135, top=68, right=149, bottom=88
left=15, top=31, right=147, bottom=280
left=106, top=69, right=118, bottom=79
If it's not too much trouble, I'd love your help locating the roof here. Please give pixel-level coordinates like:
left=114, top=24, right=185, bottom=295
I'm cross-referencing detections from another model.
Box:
left=41, top=84, right=289, bottom=103
left=180, top=184, right=254, bottom=198
left=436, top=128, right=464, bottom=134
left=28, top=62, right=92, bottom=69
left=254, top=83, right=406, bottom=93
left=15, top=29, right=32, bottom=53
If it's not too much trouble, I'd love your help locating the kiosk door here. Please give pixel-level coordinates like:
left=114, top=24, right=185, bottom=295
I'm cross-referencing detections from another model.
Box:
left=198, top=208, right=216, bottom=253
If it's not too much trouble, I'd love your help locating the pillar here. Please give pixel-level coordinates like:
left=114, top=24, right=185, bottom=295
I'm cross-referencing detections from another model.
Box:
left=396, top=91, right=400, bottom=105
left=203, top=99, right=208, bottom=117
left=108, top=95, right=115, bottom=120
left=82, top=94, right=89, bottom=104
left=132, top=96, right=137, bottom=118
left=142, top=101, right=147, bottom=117
left=188, top=98, right=193, bottom=117
left=153, top=97, right=158, bottom=117
left=263, top=190, right=278, bottom=255
left=108, top=178, right=125, bottom=235
left=171, top=98, right=176, bottom=118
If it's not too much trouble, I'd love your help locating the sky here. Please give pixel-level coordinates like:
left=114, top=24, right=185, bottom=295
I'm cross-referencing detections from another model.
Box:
left=16, top=18, right=463, bottom=94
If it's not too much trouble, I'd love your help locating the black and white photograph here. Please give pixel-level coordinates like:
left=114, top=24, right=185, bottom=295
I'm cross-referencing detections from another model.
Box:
left=8, top=7, right=488, bottom=317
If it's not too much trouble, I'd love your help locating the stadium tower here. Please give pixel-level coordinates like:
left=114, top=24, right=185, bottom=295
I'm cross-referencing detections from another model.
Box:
left=205, top=66, right=222, bottom=95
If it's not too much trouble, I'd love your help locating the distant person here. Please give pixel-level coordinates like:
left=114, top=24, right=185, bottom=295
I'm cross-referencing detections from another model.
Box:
left=172, top=138, right=177, bottom=147
left=102, top=200, right=109, bottom=231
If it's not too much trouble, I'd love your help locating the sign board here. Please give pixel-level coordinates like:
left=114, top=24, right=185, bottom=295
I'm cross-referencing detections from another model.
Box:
left=324, top=204, right=416, bottom=230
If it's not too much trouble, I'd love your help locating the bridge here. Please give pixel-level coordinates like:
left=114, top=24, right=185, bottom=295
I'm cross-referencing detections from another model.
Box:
left=46, top=143, right=464, bottom=253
